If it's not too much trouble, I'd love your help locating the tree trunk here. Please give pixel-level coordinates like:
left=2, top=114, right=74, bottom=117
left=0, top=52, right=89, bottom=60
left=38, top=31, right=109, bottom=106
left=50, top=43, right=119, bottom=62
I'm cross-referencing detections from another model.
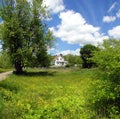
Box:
left=14, top=61, right=23, bottom=74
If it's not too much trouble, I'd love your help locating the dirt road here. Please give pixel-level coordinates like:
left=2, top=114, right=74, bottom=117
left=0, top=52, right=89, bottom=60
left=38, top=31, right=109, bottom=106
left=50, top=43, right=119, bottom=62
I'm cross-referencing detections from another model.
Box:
left=0, top=71, right=13, bottom=81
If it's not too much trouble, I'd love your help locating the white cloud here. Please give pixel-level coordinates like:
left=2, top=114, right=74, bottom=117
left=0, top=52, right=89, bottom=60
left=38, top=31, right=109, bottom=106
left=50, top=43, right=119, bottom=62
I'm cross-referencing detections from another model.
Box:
left=103, top=16, right=116, bottom=23
left=108, top=2, right=117, bottom=12
left=42, top=0, right=65, bottom=14
left=48, top=47, right=55, bottom=51
left=108, top=26, right=120, bottom=39
left=47, top=47, right=54, bottom=53
left=116, top=9, right=120, bottom=18
left=52, top=10, right=108, bottom=46
left=56, top=48, right=80, bottom=56
left=27, top=0, right=65, bottom=14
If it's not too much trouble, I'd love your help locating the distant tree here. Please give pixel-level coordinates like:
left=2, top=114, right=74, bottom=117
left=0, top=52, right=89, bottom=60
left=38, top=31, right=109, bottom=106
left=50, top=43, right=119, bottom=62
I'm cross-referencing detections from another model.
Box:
left=80, top=44, right=99, bottom=68
left=64, top=54, right=82, bottom=67
left=0, top=51, right=12, bottom=68
left=0, top=0, right=55, bottom=73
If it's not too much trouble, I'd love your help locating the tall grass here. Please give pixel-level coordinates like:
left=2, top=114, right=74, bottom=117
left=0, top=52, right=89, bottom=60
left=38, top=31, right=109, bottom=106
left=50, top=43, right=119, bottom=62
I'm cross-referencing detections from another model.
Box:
left=0, top=68, right=13, bottom=73
left=0, top=68, right=118, bottom=118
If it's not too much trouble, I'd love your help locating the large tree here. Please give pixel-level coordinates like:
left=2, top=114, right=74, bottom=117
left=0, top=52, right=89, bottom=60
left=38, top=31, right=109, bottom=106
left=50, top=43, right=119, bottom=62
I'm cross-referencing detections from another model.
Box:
left=80, top=44, right=99, bottom=68
left=0, top=0, right=55, bottom=73
left=28, top=0, right=54, bottom=67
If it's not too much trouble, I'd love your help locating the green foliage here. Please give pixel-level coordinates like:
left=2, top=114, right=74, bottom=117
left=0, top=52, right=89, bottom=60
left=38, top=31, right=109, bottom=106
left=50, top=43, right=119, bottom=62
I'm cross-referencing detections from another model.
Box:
left=93, top=39, right=120, bottom=74
left=0, top=51, right=12, bottom=68
left=64, top=54, right=82, bottom=67
left=0, top=68, right=119, bottom=118
left=87, top=70, right=120, bottom=118
left=0, top=0, right=32, bottom=73
left=80, top=44, right=99, bottom=68
left=0, top=23, right=3, bottom=40
left=0, top=68, right=95, bottom=119
left=0, top=0, right=55, bottom=73
left=91, top=39, right=120, bottom=117
left=0, top=68, right=12, bottom=73
left=93, top=39, right=120, bottom=85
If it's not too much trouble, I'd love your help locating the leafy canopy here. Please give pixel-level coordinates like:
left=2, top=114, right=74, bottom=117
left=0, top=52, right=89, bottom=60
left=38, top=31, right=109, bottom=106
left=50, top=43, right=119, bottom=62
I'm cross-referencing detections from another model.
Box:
left=0, top=0, right=55, bottom=73
left=80, top=44, right=99, bottom=68
left=91, top=39, right=120, bottom=116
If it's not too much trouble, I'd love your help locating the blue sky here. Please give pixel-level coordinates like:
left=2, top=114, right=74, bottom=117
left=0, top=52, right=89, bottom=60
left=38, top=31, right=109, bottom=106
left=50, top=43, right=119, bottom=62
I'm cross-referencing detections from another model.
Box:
left=43, top=0, right=120, bottom=55
left=1, top=0, right=120, bottom=55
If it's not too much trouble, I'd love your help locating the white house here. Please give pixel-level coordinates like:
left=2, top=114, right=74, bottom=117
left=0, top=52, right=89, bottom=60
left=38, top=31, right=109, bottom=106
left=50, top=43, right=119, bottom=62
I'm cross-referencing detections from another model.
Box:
left=53, top=54, right=67, bottom=67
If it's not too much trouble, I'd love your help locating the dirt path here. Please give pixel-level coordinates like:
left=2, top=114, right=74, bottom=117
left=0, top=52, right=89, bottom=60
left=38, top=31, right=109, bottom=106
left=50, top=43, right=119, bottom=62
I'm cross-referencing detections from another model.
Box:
left=0, top=71, right=13, bottom=81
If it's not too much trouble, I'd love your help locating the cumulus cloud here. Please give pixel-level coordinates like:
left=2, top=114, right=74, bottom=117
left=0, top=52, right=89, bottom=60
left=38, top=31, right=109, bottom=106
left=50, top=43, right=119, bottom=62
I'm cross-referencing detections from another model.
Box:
left=27, top=0, right=65, bottom=14
left=42, top=0, right=65, bottom=14
left=51, top=10, right=108, bottom=46
left=103, top=16, right=116, bottom=23
left=108, top=2, right=117, bottom=12
left=47, top=47, right=55, bottom=54
left=56, top=48, right=80, bottom=56
left=48, top=47, right=80, bottom=56
left=103, top=2, right=120, bottom=23
left=116, top=9, right=120, bottom=18
left=108, top=26, right=120, bottom=39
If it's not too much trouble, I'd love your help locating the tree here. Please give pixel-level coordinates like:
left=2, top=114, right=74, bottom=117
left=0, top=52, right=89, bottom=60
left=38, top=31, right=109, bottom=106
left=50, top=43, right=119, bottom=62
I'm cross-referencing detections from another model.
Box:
left=0, top=0, right=55, bottom=73
left=0, top=23, right=3, bottom=40
left=0, top=51, right=12, bottom=68
left=80, top=44, right=99, bottom=68
left=64, top=54, right=82, bottom=67
left=93, top=39, right=120, bottom=79
left=28, top=0, right=55, bottom=68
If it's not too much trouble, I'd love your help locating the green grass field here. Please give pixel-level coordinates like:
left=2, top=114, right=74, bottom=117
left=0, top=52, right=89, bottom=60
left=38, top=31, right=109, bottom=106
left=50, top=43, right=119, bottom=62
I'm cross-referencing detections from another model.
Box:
left=0, top=68, right=110, bottom=119
left=0, top=68, right=13, bottom=73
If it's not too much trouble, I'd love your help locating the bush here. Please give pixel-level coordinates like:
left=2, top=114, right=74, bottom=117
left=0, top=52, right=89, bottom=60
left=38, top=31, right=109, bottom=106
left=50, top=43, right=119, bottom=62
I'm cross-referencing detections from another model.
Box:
left=91, top=39, right=120, bottom=117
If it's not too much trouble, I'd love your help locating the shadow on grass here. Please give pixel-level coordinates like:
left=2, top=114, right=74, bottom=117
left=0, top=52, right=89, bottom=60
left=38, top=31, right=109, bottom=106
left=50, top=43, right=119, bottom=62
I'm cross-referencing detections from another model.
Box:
left=13, top=70, right=57, bottom=77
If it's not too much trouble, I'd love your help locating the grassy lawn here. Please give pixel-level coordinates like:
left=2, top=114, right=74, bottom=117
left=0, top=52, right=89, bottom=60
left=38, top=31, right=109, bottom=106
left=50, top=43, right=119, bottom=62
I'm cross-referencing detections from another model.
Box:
left=0, top=68, right=102, bottom=119
left=0, top=68, right=13, bottom=73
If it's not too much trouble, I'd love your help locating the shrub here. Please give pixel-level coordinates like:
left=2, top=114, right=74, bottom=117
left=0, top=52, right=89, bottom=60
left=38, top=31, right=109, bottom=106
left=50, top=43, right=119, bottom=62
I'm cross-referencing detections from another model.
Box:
left=91, top=39, right=120, bottom=117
